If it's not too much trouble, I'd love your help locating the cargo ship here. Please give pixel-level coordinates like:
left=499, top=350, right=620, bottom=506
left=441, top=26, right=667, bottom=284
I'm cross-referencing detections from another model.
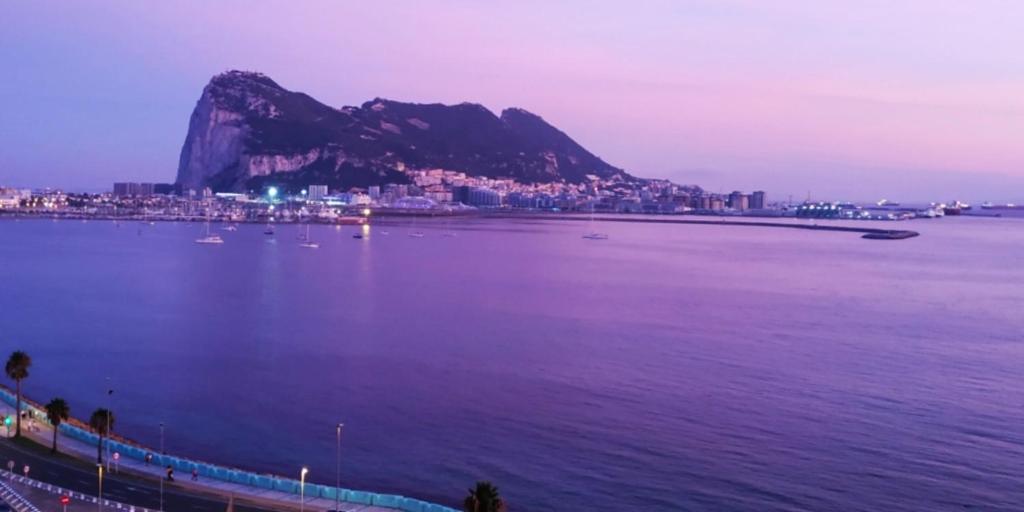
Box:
left=942, top=201, right=972, bottom=216
left=980, top=202, right=1024, bottom=210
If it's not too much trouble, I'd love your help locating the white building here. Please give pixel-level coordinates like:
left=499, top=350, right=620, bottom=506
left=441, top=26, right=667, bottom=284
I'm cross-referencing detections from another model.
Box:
left=307, top=185, right=328, bottom=202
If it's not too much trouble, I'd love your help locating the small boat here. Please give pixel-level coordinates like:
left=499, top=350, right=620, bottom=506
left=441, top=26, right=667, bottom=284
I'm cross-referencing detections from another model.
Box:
left=195, top=220, right=224, bottom=244
left=264, top=224, right=275, bottom=235
left=222, top=224, right=238, bottom=232
left=441, top=231, right=457, bottom=238
left=582, top=233, right=609, bottom=240
left=409, top=232, right=425, bottom=238
left=352, top=233, right=364, bottom=239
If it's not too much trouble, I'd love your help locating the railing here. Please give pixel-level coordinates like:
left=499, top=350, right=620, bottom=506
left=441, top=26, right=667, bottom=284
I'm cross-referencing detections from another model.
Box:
left=0, top=477, right=44, bottom=512
left=0, top=388, right=458, bottom=512
left=1, top=469, right=154, bottom=512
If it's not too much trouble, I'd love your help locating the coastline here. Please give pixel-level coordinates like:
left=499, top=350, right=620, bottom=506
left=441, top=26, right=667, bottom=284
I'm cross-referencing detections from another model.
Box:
left=1, top=210, right=921, bottom=239
left=0, top=385, right=458, bottom=512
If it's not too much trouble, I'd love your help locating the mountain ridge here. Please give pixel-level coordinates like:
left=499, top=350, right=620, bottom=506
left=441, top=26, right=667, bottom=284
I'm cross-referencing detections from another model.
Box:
left=176, top=70, right=631, bottom=192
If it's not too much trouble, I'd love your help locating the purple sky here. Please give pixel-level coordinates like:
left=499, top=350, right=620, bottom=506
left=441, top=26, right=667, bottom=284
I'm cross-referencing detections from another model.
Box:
left=1, top=1, right=1022, bottom=202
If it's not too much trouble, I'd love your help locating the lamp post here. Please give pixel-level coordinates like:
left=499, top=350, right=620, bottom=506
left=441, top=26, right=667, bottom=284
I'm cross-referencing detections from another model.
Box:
left=105, top=380, right=113, bottom=472
left=300, top=467, right=309, bottom=512
left=336, top=423, right=344, bottom=512
left=96, top=464, right=103, bottom=512
left=159, top=422, right=165, bottom=512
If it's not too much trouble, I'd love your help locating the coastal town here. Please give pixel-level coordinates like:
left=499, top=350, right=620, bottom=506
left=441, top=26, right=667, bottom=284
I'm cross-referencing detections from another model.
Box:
left=0, top=170, right=1002, bottom=224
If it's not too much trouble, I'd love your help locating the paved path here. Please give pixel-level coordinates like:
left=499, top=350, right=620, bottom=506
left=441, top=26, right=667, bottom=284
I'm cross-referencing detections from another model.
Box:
left=0, top=402, right=394, bottom=512
left=0, top=439, right=275, bottom=512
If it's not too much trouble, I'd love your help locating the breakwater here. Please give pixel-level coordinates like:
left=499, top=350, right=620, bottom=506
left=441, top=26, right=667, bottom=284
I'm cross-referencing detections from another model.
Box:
left=486, top=213, right=921, bottom=239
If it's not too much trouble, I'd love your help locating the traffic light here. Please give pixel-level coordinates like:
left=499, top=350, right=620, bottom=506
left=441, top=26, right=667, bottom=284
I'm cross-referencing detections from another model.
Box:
left=3, top=416, right=11, bottom=427
left=60, top=495, right=70, bottom=505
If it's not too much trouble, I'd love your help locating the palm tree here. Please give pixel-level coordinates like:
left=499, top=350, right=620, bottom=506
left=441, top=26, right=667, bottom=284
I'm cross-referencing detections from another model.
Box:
left=5, top=351, right=32, bottom=438
left=89, top=408, right=114, bottom=464
left=463, top=481, right=506, bottom=512
left=44, top=398, right=70, bottom=453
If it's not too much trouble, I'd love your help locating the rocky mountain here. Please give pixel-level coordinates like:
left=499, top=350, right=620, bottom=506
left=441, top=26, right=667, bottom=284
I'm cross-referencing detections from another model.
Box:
left=176, top=71, right=631, bottom=192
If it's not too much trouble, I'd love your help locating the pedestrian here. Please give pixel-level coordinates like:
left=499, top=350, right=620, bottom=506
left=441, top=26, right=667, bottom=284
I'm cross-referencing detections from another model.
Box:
left=191, top=468, right=198, bottom=481
left=166, top=465, right=174, bottom=482
left=22, top=464, right=29, bottom=478
left=145, top=453, right=153, bottom=465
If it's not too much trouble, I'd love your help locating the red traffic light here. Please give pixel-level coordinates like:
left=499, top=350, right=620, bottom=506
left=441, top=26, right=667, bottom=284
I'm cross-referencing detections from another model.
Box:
left=60, top=495, right=70, bottom=505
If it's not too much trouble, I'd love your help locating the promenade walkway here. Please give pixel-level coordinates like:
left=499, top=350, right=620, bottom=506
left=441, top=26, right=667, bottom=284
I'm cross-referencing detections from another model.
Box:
left=0, top=391, right=457, bottom=512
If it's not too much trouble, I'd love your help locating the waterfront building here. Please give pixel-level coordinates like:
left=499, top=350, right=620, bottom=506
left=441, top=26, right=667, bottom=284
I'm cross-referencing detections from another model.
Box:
left=425, top=191, right=452, bottom=203
left=384, top=183, right=409, bottom=199
left=307, top=184, right=328, bottom=202
left=750, top=190, right=767, bottom=209
left=467, top=187, right=501, bottom=207
left=728, top=191, right=749, bottom=211
left=393, top=196, right=437, bottom=209
left=0, top=188, right=27, bottom=209
left=452, top=185, right=471, bottom=205
left=113, top=182, right=156, bottom=197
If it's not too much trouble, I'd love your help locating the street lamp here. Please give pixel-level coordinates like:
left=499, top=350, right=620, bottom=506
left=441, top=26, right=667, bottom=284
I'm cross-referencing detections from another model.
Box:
left=336, top=423, right=344, bottom=512
left=96, top=464, right=103, bottom=512
left=105, top=380, right=113, bottom=472
left=300, top=467, right=309, bottom=512
left=159, top=422, right=165, bottom=512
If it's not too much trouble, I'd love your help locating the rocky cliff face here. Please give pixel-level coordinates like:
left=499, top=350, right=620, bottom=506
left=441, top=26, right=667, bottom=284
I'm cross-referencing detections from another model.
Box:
left=176, top=71, right=630, bottom=192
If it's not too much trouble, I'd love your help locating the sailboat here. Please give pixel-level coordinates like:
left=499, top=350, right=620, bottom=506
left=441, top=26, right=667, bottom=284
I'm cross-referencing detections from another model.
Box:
left=582, top=200, right=608, bottom=240
left=408, top=214, right=425, bottom=238
left=441, top=214, right=457, bottom=237
left=195, top=219, right=224, bottom=244
left=299, top=224, right=319, bottom=248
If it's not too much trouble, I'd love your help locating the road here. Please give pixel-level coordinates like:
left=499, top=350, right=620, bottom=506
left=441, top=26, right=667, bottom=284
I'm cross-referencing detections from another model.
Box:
left=0, top=438, right=284, bottom=512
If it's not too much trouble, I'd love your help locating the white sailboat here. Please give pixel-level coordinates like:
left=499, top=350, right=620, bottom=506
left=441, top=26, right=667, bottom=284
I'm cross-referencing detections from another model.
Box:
left=582, top=200, right=608, bottom=240
left=409, top=215, right=425, bottom=238
left=299, top=224, right=319, bottom=248
left=441, top=214, right=457, bottom=237
left=195, top=219, right=224, bottom=244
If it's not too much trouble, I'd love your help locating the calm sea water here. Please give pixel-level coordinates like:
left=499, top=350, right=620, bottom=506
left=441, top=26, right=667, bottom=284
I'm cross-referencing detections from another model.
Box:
left=1, top=216, right=1022, bottom=511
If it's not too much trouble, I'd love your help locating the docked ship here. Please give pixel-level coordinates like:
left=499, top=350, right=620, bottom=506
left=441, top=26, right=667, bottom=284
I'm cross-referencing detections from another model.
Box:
left=942, top=201, right=972, bottom=216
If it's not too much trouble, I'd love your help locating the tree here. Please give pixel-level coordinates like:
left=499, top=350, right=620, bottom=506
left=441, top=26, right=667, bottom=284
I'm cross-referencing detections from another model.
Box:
left=5, top=351, right=32, bottom=438
left=464, top=481, right=506, bottom=512
left=44, top=398, right=70, bottom=453
left=89, top=408, right=114, bottom=464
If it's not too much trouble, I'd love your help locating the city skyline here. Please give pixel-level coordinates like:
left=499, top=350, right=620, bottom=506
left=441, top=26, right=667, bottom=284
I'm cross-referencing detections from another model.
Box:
left=2, top=1, right=1023, bottom=202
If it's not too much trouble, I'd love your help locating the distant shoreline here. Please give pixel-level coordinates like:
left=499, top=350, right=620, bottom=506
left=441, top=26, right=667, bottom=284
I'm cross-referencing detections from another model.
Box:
left=0, top=210, right=922, bottom=239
